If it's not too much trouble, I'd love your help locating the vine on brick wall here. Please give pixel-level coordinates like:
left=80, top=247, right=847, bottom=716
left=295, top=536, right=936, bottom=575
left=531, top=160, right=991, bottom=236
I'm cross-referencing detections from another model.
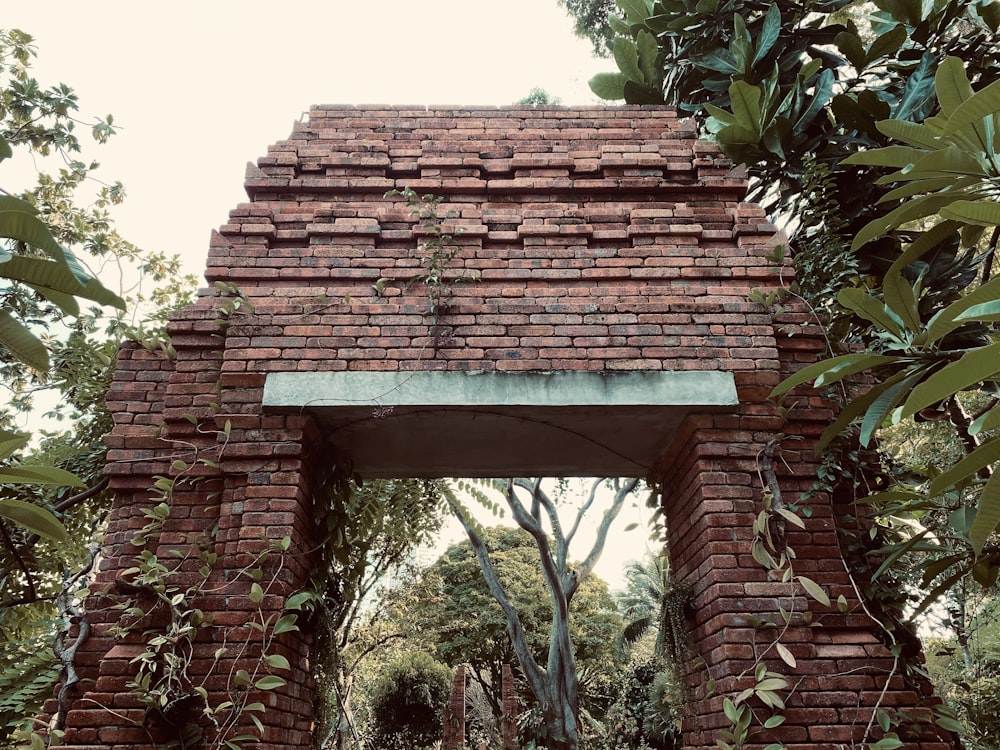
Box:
left=382, top=187, right=476, bottom=349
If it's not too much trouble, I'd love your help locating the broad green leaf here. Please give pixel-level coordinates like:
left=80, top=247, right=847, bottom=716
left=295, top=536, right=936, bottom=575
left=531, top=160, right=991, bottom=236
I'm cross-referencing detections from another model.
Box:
left=882, top=270, right=920, bottom=333
left=729, top=81, right=762, bottom=134
left=970, top=471, right=1000, bottom=557
left=901, top=342, right=1000, bottom=418
left=0, top=499, right=68, bottom=542
left=860, top=370, right=924, bottom=447
left=0, top=430, right=29, bottom=459
left=753, top=4, right=781, bottom=67
left=617, top=0, right=652, bottom=23
left=775, top=642, right=796, bottom=668
left=878, top=177, right=974, bottom=203
left=876, top=119, right=940, bottom=149
left=636, top=29, right=659, bottom=86
left=852, top=193, right=965, bottom=250
left=943, top=78, right=1000, bottom=137
left=704, top=104, right=738, bottom=126
left=816, top=373, right=913, bottom=451
left=893, top=51, right=936, bottom=121
left=930, top=436, right=1000, bottom=495
left=0, top=465, right=85, bottom=486
left=926, top=272, right=1000, bottom=342
left=866, top=24, right=906, bottom=64
left=835, top=30, right=866, bottom=70
left=940, top=199, right=1000, bottom=226
left=589, top=73, right=627, bottom=101
left=613, top=37, right=643, bottom=86
left=886, top=220, right=960, bottom=279
left=841, top=145, right=925, bottom=168
left=0, top=309, right=49, bottom=371
left=935, top=56, right=974, bottom=118
left=970, top=404, right=1000, bottom=435
left=837, top=288, right=903, bottom=338
left=715, top=123, right=761, bottom=146
left=770, top=353, right=900, bottom=399
left=956, top=299, right=1000, bottom=322
left=249, top=582, right=264, bottom=604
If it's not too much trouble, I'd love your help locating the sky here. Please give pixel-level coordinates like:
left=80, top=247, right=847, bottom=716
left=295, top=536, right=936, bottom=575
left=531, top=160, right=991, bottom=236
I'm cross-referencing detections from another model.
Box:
left=3, top=2, right=657, bottom=587
left=5, top=1, right=611, bottom=278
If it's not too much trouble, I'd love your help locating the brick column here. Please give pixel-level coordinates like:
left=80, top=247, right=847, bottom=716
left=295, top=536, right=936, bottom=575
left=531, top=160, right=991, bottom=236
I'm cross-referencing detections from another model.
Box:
left=442, top=664, right=466, bottom=749
left=502, top=663, right=519, bottom=750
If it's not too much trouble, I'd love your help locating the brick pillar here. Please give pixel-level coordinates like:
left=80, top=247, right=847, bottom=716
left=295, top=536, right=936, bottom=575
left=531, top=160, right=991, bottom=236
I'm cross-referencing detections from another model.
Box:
left=658, top=308, right=951, bottom=750
left=502, top=664, right=518, bottom=750
left=47, top=305, right=325, bottom=750
left=442, top=664, right=466, bottom=749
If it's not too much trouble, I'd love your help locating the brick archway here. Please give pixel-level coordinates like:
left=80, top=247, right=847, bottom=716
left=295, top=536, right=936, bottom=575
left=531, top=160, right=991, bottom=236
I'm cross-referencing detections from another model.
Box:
left=53, top=106, right=949, bottom=749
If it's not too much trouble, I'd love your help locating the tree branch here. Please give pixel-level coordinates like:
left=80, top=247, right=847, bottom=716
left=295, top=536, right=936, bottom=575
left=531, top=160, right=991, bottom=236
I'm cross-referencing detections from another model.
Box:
left=571, top=478, right=639, bottom=599
left=448, top=499, right=548, bottom=702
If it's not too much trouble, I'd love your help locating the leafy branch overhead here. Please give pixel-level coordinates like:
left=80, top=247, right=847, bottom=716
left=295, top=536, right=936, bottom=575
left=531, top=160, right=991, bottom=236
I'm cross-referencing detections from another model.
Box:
left=773, top=57, right=1000, bottom=574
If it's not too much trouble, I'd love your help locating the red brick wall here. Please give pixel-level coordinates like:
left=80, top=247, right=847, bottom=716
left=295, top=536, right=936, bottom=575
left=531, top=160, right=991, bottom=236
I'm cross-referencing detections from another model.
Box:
left=49, top=106, right=946, bottom=750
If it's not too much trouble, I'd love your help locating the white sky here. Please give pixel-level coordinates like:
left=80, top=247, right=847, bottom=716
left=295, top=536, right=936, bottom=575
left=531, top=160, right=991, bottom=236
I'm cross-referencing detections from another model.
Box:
left=3, top=3, right=655, bottom=586
left=5, top=1, right=610, bottom=278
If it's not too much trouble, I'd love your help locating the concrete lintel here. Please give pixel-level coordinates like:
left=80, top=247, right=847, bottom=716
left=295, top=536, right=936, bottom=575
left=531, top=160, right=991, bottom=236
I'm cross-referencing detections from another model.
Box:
left=262, top=370, right=737, bottom=477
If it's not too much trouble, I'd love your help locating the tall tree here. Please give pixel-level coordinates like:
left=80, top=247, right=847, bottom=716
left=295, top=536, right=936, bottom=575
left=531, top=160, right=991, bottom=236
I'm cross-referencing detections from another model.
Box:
left=445, top=477, right=639, bottom=750
left=310, top=477, right=445, bottom=750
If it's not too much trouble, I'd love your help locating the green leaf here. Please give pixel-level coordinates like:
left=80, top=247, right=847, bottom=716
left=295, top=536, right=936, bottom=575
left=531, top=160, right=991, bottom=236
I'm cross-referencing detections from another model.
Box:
left=943, top=78, right=1000, bottom=137
left=835, top=30, right=866, bottom=70
left=882, top=270, right=921, bottom=333
left=0, top=499, right=68, bottom=542
left=956, top=299, right=1000, bottom=322
left=254, top=675, right=287, bottom=691
left=837, top=288, right=903, bottom=338
left=940, top=199, right=1000, bottom=227
left=901, top=342, right=1000, bottom=418
left=930, top=436, right=1000, bottom=495
left=876, top=119, right=940, bottom=149
left=0, top=464, right=85, bottom=487
left=753, top=4, right=781, bottom=67
left=729, top=81, right=762, bottom=134
left=636, top=29, right=659, bottom=86
left=926, top=272, right=1000, bottom=342
left=264, top=654, right=291, bottom=670
left=613, top=37, right=643, bottom=86
left=865, top=24, right=906, bottom=64
left=0, top=309, right=49, bottom=371
left=860, top=370, right=924, bottom=447
left=935, top=57, right=974, bottom=118
left=841, top=145, right=926, bottom=168
left=589, top=72, right=627, bottom=101
left=775, top=642, right=796, bottom=668
left=797, top=575, right=830, bottom=606
left=770, top=352, right=900, bottom=399
left=970, top=404, right=1000, bottom=436
left=249, top=582, right=264, bottom=604
left=272, top=614, right=299, bottom=635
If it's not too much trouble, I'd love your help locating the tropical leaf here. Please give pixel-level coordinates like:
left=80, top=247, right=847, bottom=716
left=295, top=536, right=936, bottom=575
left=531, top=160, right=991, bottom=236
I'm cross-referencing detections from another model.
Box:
left=837, top=287, right=904, bottom=337
left=969, top=471, right=1000, bottom=557
left=935, top=56, right=974, bottom=118
left=940, top=199, right=1000, bottom=226
left=589, top=72, right=627, bottom=101
left=0, top=308, right=49, bottom=371
left=0, top=498, right=68, bottom=542
left=770, top=352, right=900, bottom=399
left=929, top=436, right=1000, bottom=495
left=942, top=78, right=1000, bottom=137
left=901, top=342, right=1000, bottom=418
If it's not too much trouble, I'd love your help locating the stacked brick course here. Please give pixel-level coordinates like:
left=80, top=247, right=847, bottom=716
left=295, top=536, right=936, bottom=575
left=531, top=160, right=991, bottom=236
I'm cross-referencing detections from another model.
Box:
left=50, top=106, right=948, bottom=749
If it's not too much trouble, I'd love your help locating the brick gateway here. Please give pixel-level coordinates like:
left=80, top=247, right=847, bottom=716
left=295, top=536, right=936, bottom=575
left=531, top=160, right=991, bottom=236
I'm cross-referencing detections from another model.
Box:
left=54, top=106, right=948, bottom=749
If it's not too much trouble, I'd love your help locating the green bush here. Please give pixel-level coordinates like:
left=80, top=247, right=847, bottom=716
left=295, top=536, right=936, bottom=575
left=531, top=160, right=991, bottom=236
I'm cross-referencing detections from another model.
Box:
left=367, top=651, right=452, bottom=750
